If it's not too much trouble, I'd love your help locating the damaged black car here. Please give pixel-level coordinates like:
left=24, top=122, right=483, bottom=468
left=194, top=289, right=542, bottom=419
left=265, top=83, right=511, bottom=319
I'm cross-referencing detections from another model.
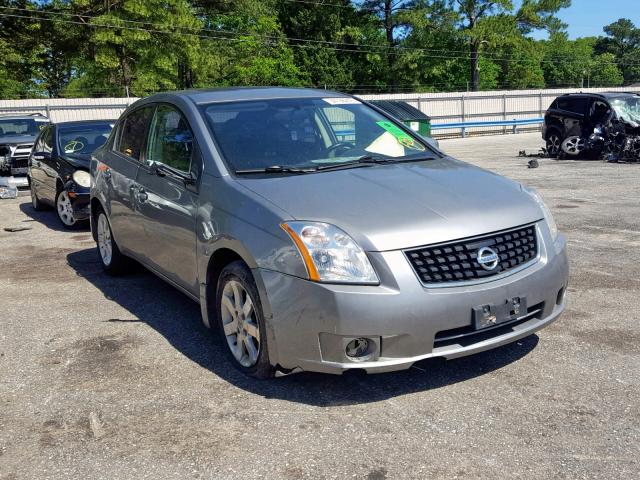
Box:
left=542, top=92, right=640, bottom=162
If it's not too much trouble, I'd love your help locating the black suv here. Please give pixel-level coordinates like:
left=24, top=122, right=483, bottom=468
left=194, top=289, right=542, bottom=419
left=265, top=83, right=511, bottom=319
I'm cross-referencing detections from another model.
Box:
left=0, top=113, right=49, bottom=186
left=542, top=92, right=640, bottom=158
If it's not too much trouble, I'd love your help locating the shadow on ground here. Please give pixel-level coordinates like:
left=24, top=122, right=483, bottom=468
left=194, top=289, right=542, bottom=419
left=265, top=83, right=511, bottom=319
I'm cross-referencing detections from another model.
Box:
left=67, top=248, right=539, bottom=406
left=19, top=201, right=90, bottom=232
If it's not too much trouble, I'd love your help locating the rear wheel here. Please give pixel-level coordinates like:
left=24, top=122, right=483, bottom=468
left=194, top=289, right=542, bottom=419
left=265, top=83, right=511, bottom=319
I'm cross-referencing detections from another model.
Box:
left=546, top=132, right=561, bottom=158
left=96, top=210, right=130, bottom=275
left=30, top=180, right=45, bottom=211
left=216, top=261, right=274, bottom=379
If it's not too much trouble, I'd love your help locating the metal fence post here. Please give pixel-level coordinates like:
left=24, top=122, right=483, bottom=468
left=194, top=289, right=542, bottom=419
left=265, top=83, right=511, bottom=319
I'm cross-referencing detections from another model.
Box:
left=45, top=104, right=51, bottom=119
left=461, top=95, right=466, bottom=138
left=502, top=94, right=507, bottom=134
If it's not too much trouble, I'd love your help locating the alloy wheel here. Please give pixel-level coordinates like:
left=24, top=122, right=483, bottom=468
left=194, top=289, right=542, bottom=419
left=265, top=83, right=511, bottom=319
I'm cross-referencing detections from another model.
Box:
left=97, top=213, right=113, bottom=266
left=561, top=136, right=586, bottom=156
left=546, top=134, right=561, bottom=157
left=56, top=191, right=76, bottom=226
left=220, top=279, right=261, bottom=368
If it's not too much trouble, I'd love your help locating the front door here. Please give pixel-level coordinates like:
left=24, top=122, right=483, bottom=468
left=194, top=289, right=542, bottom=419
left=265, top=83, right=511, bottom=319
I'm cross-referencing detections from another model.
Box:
left=134, top=104, right=199, bottom=295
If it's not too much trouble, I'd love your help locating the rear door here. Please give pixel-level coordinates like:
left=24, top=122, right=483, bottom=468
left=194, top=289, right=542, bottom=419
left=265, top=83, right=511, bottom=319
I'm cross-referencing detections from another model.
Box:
left=97, top=106, right=154, bottom=260
left=556, top=96, right=589, bottom=138
left=134, top=103, right=200, bottom=295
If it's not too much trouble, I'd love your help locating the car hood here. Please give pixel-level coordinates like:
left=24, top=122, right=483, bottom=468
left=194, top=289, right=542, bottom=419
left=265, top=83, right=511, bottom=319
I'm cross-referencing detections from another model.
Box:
left=62, top=153, right=91, bottom=170
left=0, top=134, right=36, bottom=145
left=236, top=157, right=543, bottom=252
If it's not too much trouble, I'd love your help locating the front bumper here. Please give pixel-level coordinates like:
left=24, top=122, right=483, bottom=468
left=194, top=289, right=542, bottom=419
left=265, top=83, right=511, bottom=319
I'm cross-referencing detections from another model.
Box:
left=258, top=222, right=569, bottom=374
left=65, top=181, right=90, bottom=220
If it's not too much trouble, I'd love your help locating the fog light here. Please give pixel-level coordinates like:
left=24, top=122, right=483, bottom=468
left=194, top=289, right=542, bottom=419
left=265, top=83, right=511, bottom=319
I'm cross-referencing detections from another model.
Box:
left=345, top=338, right=371, bottom=358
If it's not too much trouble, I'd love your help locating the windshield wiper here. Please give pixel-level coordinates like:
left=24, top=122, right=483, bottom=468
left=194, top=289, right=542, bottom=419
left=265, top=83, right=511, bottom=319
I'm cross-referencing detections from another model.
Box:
left=235, top=165, right=317, bottom=175
left=314, top=155, right=389, bottom=171
left=316, top=154, right=437, bottom=171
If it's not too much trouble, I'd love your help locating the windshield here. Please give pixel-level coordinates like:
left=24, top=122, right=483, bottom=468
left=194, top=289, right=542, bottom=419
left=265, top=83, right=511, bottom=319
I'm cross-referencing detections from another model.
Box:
left=610, top=97, right=640, bottom=124
left=58, top=123, right=114, bottom=155
left=202, top=97, right=434, bottom=172
left=0, top=118, right=46, bottom=137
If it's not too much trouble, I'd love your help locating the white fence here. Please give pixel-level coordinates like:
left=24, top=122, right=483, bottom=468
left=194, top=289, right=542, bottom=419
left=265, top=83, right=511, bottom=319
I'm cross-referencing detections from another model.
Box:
left=2, top=86, right=639, bottom=137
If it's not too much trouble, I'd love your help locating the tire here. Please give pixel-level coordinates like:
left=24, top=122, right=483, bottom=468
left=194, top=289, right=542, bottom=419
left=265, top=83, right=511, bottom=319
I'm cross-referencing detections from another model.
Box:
left=55, top=189, right=79, bottom=229
left=95, top=209, right=130, bottom=275
left=30, top=180, right=46, bottom=211
left=546, top=132, right=562, bottom=159
left=215, top=261, right=274, bottom=379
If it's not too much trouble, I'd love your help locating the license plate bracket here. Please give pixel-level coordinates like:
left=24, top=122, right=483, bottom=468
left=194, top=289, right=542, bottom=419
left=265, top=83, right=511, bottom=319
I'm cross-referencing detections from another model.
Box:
left=473, top=296, right=527, bottom=330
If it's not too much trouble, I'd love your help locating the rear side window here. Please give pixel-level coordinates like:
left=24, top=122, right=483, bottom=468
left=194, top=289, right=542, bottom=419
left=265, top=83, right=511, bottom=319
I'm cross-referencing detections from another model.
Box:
left=556, top=97, right=588, bottom=115
left=117, top=107, right=154, bottom=160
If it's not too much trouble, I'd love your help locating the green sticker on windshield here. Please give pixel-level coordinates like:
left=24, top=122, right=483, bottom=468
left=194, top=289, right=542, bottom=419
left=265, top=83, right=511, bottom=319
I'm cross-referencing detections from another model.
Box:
left=376, top=121, right=424, bottom=150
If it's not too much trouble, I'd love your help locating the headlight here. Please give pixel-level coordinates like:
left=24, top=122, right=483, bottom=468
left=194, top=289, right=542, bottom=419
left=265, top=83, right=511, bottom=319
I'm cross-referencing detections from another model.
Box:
left=281, top=221, right=379, bottom=284
left=72, top=170, right=91, bottom=188
left=523, top=187, right=558, bottom=240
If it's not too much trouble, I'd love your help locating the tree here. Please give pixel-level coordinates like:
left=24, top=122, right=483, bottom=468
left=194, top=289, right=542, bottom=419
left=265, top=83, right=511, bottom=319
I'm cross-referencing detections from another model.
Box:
left=361, top=1, right=415, bottom=87
left=456, top=0, right=570, bottom=91
left=595, top=18, right=640, bottom=84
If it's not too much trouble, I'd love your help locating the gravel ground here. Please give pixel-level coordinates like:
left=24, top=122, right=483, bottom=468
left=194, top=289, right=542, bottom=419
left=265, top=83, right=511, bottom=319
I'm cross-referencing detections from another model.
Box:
left=1, top=132, right=638, bottom=480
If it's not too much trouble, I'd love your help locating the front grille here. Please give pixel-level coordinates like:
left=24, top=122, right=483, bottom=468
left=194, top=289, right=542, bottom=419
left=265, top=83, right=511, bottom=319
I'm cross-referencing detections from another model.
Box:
left=11, top=144, right=33, bottom=159
left=11, top=158, right=28, bottom=168
left=404, top=223, right=539, bottom=285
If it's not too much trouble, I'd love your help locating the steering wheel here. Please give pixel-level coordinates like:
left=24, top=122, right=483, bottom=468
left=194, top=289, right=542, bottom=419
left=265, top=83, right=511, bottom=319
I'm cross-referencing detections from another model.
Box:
left=327, top=142, right=355, bottom=158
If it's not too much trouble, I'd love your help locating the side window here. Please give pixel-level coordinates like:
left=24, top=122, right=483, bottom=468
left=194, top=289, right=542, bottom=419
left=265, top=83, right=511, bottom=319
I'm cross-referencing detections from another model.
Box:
left=42, top=127, right=53, bottom=153
left=557, top=97, right=587, bottom=115
left=590, top=100, right=611, bottom=123
left=146, top=105, right=193, bottom=172
left=117, top=106, right=154, bottom=160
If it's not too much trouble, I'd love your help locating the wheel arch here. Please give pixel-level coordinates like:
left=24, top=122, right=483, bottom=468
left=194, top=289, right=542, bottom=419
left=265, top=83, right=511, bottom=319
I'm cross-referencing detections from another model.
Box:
left=544, top=126, right=562, bottom=141
left=200, top=244, right=280, bottom=369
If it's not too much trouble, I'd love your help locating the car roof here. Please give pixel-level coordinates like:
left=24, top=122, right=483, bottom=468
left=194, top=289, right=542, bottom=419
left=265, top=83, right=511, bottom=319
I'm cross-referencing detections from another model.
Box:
left=54, top=119, right=116, bottom=127
left=0, top=114, right=49, bottom=120
left=558, top=92, right=640, bottom=100
left=142, top=87, right=351, bottom=105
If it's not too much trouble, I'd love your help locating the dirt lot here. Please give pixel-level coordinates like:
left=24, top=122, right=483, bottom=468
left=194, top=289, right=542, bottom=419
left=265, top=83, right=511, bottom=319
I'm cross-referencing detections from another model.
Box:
left=1, top=132, right=639, bottom=480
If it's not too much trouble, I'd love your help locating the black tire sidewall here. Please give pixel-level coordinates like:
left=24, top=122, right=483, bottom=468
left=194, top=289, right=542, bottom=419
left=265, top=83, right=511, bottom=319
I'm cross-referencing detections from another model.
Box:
left=546, top=133, right=561, bottom=159
left=215, top=261, right=273, bottom=379
left=30, top=181, right=43, bottom=210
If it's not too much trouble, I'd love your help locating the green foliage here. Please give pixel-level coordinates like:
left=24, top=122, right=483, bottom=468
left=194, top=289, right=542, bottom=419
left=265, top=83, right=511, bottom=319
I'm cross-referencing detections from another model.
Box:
left=0, top=1, right=638, bottom=97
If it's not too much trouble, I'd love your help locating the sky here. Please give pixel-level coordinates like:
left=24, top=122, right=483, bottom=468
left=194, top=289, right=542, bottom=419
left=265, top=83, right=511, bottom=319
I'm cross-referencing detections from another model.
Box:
left=526, top=0, right=639, bottom=40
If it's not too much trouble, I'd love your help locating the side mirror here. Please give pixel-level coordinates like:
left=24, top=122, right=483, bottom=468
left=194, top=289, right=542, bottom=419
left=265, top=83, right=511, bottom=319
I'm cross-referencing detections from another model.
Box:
left=32, top=152, right=50, bottom=161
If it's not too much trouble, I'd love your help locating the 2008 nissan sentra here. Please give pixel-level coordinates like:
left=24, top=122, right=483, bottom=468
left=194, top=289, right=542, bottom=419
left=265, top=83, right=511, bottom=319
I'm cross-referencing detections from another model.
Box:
left=90, top=87, right=569, bottom=378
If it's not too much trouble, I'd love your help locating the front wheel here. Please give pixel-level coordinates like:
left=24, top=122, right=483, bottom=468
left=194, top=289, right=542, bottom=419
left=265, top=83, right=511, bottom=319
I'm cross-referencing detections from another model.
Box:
left=96, top=210, right=130, bottom=275
left=216, top=261, right=274, bottom=379
left=56, top=189, right=78, bottom=228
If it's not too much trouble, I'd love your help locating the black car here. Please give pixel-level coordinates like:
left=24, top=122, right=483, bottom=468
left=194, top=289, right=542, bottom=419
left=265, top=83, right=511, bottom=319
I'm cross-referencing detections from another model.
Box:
left=28, top=120, right=114, bottom=228
left=542, top=92, right=640, bottom=158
